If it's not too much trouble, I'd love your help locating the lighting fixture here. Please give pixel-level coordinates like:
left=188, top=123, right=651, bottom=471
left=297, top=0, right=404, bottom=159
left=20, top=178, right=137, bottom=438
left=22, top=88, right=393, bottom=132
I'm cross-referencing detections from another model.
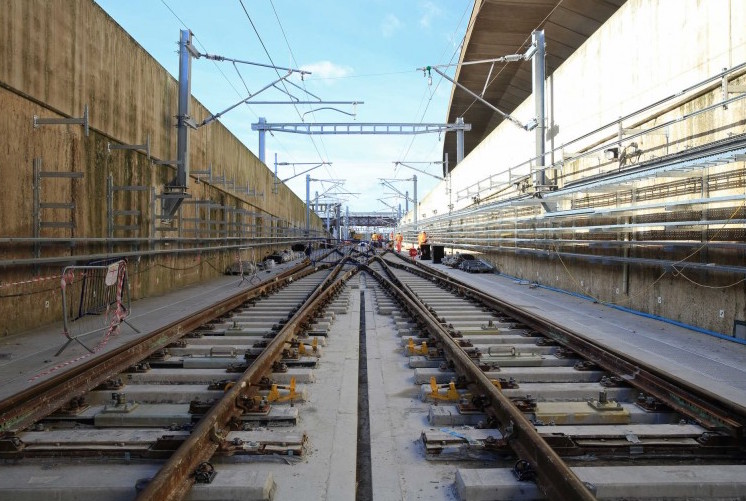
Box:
left=524, top=118, right=538, bottom=131
left=604, top=147, right=619, bottom=160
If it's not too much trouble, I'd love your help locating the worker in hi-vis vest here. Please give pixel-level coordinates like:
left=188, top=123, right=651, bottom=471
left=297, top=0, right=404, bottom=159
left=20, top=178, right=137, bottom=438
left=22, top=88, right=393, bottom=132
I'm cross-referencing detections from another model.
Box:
left=394, top=232, right=403, bottom=253
left=417, top=231, right=428, bottom=246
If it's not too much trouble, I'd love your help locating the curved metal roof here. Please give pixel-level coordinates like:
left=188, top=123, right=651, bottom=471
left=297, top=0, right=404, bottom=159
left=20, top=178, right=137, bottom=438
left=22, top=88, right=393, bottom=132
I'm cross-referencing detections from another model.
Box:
left=444, top=0, right=625, bottom=172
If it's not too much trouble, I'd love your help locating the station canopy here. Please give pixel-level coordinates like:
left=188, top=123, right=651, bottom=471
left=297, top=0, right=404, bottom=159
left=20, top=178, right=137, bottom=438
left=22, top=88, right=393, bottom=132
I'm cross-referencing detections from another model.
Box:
left=443, top=0, right=625, bottom=172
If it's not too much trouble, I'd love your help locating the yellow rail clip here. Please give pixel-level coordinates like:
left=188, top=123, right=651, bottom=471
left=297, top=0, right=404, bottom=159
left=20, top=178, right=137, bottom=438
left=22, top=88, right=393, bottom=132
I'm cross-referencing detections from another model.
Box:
left=428, top=376, right=461, bottom=402
left=267, top=377, right=299, bottom=403
left=407, top=338, right=429, bottom=356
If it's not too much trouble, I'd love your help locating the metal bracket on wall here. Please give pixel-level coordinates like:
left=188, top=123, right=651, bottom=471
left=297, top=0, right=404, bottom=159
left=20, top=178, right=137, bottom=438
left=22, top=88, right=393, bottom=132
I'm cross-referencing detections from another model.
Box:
left=107, top=134, right=151, bottom=159
left=192, top=164, right=212, bottom=184
left=107, top=174, right=148, bottom=252
left=722, top=68, right=746, bottom=110
left=33, top=105, right=89, bottom=137
left=151, top=188, right=182, bottom=234
left=32, top=158, right=85, bottom=262
left=152, top=159, right=181, bottom=167
left=244, top=181, right=264, bottom=198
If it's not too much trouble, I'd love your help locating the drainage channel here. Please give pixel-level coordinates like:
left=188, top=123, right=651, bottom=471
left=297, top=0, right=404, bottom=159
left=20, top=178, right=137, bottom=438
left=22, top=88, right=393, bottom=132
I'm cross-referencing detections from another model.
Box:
left=356, top=275, right=372, bottom=501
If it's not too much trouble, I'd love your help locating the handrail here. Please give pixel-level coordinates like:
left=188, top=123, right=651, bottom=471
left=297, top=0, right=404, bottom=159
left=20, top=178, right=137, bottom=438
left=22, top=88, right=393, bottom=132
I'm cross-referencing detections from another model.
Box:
left=453, top=62, right=746, bottom=203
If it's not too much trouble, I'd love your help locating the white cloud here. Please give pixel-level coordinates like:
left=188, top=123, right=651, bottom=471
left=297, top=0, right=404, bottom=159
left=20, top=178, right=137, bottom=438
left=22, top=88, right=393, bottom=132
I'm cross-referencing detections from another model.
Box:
left=419, top=1, right=442, bottom=28
left=381, top=13, right=403, bottom=37
left=300, top=60, right=353, bottom=80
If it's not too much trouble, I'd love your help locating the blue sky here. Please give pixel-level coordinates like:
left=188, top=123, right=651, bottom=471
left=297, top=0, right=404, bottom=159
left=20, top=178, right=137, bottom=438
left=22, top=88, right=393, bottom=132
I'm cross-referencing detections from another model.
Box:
left=95, top=0, right=473, bottom=212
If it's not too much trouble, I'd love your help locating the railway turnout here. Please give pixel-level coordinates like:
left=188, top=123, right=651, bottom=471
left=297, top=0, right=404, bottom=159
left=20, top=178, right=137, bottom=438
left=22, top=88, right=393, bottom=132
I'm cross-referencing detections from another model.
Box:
left=0, top=246, right=745, bottom=500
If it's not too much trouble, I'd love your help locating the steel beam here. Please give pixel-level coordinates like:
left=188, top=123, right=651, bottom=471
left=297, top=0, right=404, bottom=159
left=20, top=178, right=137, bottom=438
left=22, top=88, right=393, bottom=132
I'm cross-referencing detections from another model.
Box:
left=251, top=122, right=471, bottom=135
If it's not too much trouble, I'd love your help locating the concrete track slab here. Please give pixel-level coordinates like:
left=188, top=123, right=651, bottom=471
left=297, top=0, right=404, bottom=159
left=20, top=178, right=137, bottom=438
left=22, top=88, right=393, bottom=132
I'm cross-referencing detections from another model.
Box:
left=0, top=463, right=275, bottom=501
left=456, top=465, right=746, bottom=500
left=415, top=367, right=605, bottom=384
left=365, top=281, right=460, bottom=501
left=229, top=281, right=360, bottom=500
left=124, top=367, right=314, bottom=384
left=419, top=382, right=635, bottom=403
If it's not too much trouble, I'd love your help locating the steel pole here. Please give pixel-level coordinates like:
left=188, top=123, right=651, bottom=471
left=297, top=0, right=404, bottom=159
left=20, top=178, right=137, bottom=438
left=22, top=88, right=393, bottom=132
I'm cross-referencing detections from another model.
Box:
left=305, top=174, right=310, bottom=236
left=258, top=117, right=266, bottom=163
left=456, top=117, right=464, bottom=164
left=533, top=30, right=546, bottom=187
left=176, top=30, right=192, bottom=188
left=413, top=175, right=418, bottom=233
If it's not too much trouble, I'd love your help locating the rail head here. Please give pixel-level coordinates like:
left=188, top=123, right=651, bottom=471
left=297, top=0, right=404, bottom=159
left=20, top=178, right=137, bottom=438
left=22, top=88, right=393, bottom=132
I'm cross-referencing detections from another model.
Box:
left=136, top=258, right=359, bottom=501
left=364, top=259, right=596, bottom=501
left=0, top=261, right=313, bottom=434
left=382, top=251, right=746, bottom=437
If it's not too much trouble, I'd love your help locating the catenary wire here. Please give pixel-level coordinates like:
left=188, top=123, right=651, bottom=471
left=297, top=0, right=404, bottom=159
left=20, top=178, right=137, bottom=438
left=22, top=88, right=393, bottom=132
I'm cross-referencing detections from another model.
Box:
left=237, top=0, right=329, bottom=170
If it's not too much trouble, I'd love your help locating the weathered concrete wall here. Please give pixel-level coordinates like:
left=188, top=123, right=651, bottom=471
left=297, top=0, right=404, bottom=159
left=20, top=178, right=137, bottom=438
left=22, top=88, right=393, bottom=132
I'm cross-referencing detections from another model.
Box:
left=0, top=0, right=322, bottom=335
left=475, top=248, right=745, bottom=338
left=416, top=0, right=746, bottom=336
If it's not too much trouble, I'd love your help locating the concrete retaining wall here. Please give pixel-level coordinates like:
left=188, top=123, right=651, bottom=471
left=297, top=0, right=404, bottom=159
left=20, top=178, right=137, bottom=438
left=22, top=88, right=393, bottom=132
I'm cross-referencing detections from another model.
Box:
left=0, top=0, right=322, bottom=335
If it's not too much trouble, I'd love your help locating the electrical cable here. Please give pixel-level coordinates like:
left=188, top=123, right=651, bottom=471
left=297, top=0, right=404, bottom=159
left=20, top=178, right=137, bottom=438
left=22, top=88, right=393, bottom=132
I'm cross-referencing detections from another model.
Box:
left=306, top=69, right=413, bottom=81
left=237, top=0, right=330, bottom=172
left=159, top=0, right=284, bottom=152
left=160, top=0, right=300, bottom=164
left=268, top=0, right=335, bottom=179
left=459, top=0, right=564, bottom=117
left=160, top=0, right=244, bottom=106
left=551, top=201, right=746, bottom=306
left=396, top=0, right=472, bottom=168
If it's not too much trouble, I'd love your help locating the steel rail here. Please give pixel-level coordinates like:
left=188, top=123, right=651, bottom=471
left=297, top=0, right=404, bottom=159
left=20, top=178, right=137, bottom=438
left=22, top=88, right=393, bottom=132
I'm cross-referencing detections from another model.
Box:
left=385, top=252, right=746, bottom=437
left=0, top=261, right=313, bottom=433
left=365, top=257, right=596, bottom=501
left=136, top=257, right=359, bottom=501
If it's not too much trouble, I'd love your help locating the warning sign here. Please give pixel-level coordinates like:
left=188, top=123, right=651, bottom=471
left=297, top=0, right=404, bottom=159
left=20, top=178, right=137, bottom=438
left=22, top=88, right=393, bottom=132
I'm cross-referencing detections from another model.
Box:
left=105, top=262, right=120, bottom=286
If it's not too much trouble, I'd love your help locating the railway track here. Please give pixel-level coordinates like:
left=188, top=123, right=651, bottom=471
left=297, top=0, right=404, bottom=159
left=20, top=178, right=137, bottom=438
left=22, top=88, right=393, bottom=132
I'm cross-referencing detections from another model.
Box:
left=0, top=251, right=359, bottom=500
left=366, top=252, right=746, bottom=500
left=1, top=246, right=745, bottom=500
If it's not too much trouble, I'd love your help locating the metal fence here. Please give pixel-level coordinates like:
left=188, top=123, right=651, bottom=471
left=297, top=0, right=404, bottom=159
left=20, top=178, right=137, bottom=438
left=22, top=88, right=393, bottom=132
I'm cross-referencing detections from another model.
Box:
left=57, top=259, right=139, bottom=356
